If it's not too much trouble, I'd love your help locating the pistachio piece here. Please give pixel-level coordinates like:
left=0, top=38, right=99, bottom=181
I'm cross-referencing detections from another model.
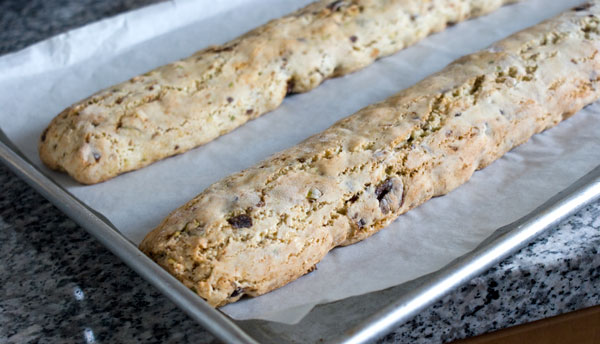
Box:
left=307, top=187, right=322, bottom=200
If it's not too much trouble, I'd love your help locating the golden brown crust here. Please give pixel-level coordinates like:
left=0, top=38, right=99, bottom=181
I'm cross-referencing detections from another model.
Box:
left=38, top=0, right=518, bottom=184
left=140, top=3, right=600, bottom=307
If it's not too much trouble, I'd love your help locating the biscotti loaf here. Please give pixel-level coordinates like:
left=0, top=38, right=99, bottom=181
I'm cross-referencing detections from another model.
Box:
left=140, top=3, right=600, bottom=307
left=39, top=0, right=518, bottom=184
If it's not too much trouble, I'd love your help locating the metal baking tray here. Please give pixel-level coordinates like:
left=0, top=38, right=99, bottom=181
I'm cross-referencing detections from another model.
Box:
left=2, top=127, right=600, bottom=343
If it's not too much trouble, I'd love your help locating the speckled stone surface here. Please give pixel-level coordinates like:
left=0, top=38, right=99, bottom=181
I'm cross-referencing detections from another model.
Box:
left=1, top=1, right=599, bottom=343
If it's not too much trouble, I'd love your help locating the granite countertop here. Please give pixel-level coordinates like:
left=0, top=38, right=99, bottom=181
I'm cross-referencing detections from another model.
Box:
left=1, top=1, right=599, bottom=343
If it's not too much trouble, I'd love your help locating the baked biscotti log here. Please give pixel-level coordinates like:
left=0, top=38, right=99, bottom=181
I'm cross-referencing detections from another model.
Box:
left=39, top=0, right=519, bottom=184
left=140, top=3, right=600, bottom=307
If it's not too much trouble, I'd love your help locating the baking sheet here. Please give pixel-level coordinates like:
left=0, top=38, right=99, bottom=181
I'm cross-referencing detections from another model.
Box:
left=0, top=0, right=595, bottom=324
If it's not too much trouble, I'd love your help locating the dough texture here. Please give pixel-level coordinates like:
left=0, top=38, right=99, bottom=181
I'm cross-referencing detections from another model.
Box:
left=141, top=2, right=600, bottom=307
left=39, top=0, right=518, bottom=184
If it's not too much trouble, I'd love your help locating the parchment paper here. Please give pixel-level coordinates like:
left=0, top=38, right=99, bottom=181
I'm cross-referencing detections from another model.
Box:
left=0, top=0, right=596, bottom=324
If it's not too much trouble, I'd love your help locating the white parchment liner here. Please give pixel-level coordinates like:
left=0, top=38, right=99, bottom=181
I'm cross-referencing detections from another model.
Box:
left=0, top=0, right=596, bottom=323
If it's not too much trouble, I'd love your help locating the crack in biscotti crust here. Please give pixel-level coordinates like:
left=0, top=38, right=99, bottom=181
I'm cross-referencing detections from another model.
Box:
left=38, top=0, right=519, bottom=184
left=140, top=3, right=600, bottom=307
